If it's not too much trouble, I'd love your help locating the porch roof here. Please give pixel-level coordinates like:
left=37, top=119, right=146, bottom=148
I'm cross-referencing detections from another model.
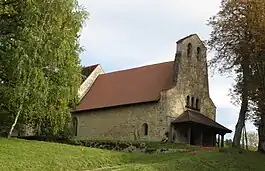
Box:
left=172, top=110, right=232, bottom=134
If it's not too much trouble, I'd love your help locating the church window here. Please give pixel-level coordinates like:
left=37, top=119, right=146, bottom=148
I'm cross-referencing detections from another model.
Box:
left=186, top=96, right=190, bottom=106
left=142, top=123, right=148, bottom=136
left=187, top=43, right=192, bottom=58
left=191, top=97, right=194, bottom=108
left=195, top=98, right=199, bottom=109
left=72, top=117, right=78, bottom=136
left=197, top=47, right=201, bottom=60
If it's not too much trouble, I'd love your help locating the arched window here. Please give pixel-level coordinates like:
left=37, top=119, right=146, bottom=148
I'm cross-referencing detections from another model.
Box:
left=187, top=43, right=192, bottom=58
left=195, top=98, right=199, bottom=109
left=142, top=123, right=148, bottom=136
left=197, top=47, right=201, bottom=60
left=72, top=117, right=78, bottom=136
left=191, top=97, right=194, bottom=108
left=186, top=96, right=190, bottom=106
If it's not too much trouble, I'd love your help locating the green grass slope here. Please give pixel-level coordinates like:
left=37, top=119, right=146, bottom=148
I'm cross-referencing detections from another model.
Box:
left=0, top=138, right=264, bottom=171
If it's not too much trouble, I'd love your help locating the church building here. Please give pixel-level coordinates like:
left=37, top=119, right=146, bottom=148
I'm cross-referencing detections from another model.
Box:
left=72, top=34, right=232, bottom=147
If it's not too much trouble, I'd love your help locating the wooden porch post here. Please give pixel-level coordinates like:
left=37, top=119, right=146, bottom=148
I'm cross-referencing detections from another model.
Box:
left=200, top=132, right=203, bottom=146
left=221, top=134, right=224, bottom=148
left=187, top=128, right=191, bottom=144
left=217, top=134, right=220, bottom=147
left=213, top=132, right=216, bottom=147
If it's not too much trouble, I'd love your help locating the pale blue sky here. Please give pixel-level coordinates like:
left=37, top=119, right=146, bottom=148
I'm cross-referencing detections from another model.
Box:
left=77, top=0, right=257, bottom=139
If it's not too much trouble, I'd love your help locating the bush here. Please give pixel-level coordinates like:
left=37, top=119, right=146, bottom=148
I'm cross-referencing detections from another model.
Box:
left=17, top=136, right=192, bottom=154
left=18, top=136, right=145, bottom=151
left=145, top=147, right=157, bottom=153
left=18, top=136, right=70, bottom=143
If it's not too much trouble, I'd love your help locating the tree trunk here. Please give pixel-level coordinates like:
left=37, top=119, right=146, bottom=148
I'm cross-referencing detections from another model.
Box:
left=255, top=62, right=265, bottom=152
left=258, top=114, right=265, bottom=153
left=242, top=127, right=245, bottom=149
left=7, top=104, right=23, bottom=138
left=244, top=125, right=248, bottom=150
left=233, top=62, right=249, bottom=148
left=233, top=94, right=248, bottom=148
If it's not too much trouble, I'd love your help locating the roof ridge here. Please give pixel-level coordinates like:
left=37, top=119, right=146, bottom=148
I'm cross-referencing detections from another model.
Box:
left=177, top=34, right=197, bottom=43
left=103, top=61, right=174, bottom=76
left=82, top=64, right=99, bottom=69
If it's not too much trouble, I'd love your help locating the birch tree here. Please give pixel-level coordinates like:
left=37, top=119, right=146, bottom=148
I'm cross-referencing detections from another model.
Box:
left=0, top=0, right=88, bottom=137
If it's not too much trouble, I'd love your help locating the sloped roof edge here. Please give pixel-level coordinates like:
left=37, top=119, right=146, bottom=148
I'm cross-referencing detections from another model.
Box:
left=172, top=110, right=232, bottom=133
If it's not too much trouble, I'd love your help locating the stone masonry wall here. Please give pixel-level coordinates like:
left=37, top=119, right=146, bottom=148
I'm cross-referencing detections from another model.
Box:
left=72, top=98, right=168, bottom=141
left=166, top=35, right=216, bottom=120
left=72, top=34, right=216, bottom=142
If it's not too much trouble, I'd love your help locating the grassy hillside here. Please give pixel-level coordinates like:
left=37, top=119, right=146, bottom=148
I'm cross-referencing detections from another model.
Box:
left=0, top=138, right=264, bottom=171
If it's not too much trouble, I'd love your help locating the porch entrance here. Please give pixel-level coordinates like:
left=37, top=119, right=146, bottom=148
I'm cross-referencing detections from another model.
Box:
left=190, top=129, right=195, bottom=145
left=170, top=110, right=232, bottom=147
left=172, top=123, right=215, bottom=146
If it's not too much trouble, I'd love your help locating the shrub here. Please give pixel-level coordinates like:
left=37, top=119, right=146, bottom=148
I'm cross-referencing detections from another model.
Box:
left=145, top=147, right=157, bottom=153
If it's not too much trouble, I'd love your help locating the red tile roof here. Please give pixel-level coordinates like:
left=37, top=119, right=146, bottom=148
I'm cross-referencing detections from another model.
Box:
left=172, top=110, right=232, bottom=133
left=74, top=61, right=175, bottom=111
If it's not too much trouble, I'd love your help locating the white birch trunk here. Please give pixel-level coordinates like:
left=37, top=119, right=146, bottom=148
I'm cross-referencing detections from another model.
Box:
left=7, top=103, right=23, bottom=138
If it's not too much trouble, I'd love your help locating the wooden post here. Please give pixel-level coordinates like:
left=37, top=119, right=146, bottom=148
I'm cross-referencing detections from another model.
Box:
left=212, top=132, right=216, bottom=147
left=217, top=134, right=220, bottom=147
left=221, top=134, right=224, bottom=148
left=188, top=128, right=191, bottom=145
left=200, top=132, right=203, bottom=146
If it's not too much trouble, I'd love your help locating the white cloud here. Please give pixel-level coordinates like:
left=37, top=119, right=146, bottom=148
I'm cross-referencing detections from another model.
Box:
left=78, top=0, right=222, bottom=67
left=209, top=75, right=236, bottom=108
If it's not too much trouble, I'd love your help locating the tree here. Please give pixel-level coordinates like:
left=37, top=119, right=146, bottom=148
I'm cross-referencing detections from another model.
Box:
left=225, top=139, right=233, bottom=147
left=208, top=0, right=265, bottom=151
left=244, top=0, right=265, bottom=152
left=207, top=0, right=251, bottom=148
left=0, top=0, right=88, bottom=137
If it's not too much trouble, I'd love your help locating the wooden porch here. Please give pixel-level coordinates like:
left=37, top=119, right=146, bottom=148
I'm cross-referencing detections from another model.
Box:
left=170, top=110, right=232, bottom=147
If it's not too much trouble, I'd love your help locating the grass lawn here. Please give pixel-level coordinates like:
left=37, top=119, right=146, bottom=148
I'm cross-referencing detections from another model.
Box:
left=0, top=138, right=265, bottom=171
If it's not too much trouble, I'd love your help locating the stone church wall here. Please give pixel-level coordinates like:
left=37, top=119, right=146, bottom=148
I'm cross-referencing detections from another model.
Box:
left=72, top=100, right=169, bottom=141
left=167, top=35, right=216, bottom=121
left=164, top=35, right=217, bottom=143
left=72, top=34, right=217, bottom=142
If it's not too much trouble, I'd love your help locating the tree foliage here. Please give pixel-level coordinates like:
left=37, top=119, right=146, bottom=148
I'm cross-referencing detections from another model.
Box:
left=207, top=0, right=251, bottom=148
left=245, top=0, right=265, bottom=152
left=207, top=0, right=265, bottom=151
left=0, top=0, right=88, bottom=137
